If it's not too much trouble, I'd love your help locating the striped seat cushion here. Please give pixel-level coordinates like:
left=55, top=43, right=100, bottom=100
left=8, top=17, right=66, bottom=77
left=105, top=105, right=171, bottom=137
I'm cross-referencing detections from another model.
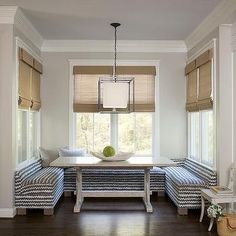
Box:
left=15, top=159, right=42, bottom=195
left=164, top=167, right=207, bottom=187
left=183, top=159, right=217, bottom=186
left=21, top=167, right=64, bottom=196
left=64, top=167, right=165, bottom=191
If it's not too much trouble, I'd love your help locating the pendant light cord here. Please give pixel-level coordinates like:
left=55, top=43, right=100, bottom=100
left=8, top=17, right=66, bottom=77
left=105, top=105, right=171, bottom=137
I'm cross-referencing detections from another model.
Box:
left=114, top=25, right=117, bottom=82
left=111, top=23, right=120, bottom=82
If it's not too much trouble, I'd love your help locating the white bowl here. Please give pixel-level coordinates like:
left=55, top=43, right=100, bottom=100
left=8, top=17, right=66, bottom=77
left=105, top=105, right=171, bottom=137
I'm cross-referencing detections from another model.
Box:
left=90, top=151, right=134, bottom=162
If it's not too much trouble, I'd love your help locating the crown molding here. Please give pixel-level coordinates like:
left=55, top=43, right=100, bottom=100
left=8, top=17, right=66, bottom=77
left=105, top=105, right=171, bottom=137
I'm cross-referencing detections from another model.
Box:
left=41, top=40, right=187, bottom=53
left=0, top=6, right=43, bottom=50
left=14, top=8, right=43, bottom=49
left=185, top=0, right=236, bottom=51
left=0, top=6, right=17, bottom=24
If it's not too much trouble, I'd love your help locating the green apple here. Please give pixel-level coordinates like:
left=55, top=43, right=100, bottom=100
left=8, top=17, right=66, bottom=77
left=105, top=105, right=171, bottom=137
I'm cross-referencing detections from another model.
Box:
left=103, top=146, right=116, bottom=157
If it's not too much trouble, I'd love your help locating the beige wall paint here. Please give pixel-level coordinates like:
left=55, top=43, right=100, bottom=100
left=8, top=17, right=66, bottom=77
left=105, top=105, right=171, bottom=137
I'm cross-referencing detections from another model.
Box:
left=0, top=24, right=15, bottom=210
left=41, top=52, right=187, bottom=158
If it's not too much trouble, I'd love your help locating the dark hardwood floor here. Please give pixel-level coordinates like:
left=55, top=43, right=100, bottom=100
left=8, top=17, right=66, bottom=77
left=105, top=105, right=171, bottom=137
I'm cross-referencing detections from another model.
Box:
left=0, top=195, right=217, bottom=236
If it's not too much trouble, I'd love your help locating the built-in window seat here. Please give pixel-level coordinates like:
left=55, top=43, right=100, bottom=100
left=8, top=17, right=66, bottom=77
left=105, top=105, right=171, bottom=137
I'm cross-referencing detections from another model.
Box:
left=14, top=157, right=217, bottom=216
left=15, top=158, right=165, bottom=215
left=15, top=159, right=64, bottom=215
left=64, top=167, right=165, bottom=195
left=164, top=158, right=217, bottom=215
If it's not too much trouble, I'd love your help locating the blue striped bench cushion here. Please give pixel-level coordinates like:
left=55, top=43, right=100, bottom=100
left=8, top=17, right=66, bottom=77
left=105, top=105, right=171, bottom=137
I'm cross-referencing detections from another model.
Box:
left=64, top=167, right=165, bottom=191
left=183, top=159, right=217, bottom=186
left=15, top=159, right=42, bottom=195
left=164, top=167, right=207, bottom=187
left=20, top=167, right=64, bottom=196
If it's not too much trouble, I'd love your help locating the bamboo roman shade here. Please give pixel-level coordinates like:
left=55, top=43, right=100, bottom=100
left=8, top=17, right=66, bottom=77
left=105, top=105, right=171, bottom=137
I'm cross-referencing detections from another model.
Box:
left=186, top=69, right=198, bottom=112
left=73, top=66, right=156, bottom=112
left=185, top=49, right=213, bottom=112
left=18, top=48, right=42, bottom=111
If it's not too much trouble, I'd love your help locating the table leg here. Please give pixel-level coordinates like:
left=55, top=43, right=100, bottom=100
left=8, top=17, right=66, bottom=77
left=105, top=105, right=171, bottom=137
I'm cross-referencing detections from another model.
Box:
left=74, top=168, right=83, bottom=213
left=200, top=196, right=205, bottom=222
left=143, top=168, right=153, bottom=213
left=208, top=218, right=214, bottom=231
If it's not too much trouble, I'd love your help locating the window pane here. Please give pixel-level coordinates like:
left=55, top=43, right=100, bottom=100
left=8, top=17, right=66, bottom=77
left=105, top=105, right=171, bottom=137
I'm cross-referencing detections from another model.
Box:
left=17, top=110, right=27, bottom=163
left=29, top=112, right=38, bottom=159
left=118, top=113, right=152, bottom=155
left=94, top=113, right=110, bottom=152
left=76, top=113, right=93, bottom=152
left=118, top=113, right=135, bottom=152
left=76, top=113, right=110, bottom=152
left=135, top=113, right=152, bottom=155
left=190, top=112, right=200, bottom=161
left=201, top=110, right=214, bottom=166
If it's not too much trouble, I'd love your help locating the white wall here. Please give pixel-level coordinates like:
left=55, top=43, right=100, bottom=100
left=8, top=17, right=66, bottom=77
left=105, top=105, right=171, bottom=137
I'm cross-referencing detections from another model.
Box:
left=218, top=25, right=234, bottom=185
left=41, top=52, right=187, bottom=158
left=0, top=24, right=15, bottom=215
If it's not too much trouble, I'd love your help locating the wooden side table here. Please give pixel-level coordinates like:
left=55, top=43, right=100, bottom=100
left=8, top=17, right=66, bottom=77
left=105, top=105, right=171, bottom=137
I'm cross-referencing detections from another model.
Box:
left=199, top=189, right=236, bottom=231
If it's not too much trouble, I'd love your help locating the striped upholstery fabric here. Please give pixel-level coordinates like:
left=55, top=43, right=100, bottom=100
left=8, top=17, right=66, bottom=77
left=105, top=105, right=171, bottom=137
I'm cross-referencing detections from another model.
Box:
left=15, top=159, right=42, bottom=195
left=164, top=159, right=217, bottom=211
left=183, top=159, right=217, bottom=186
left=15, top=160, right=64, bottom=209
left=164, top=167, right=206, bottom=186
left=64, top=167, right=165, bottom=192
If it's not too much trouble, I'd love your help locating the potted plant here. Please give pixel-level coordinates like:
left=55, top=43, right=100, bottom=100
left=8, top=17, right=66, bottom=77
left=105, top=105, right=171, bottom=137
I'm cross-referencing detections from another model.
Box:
left=207, top=204, right=224, bottom=220
left=208, top=204, right=236, bottom=236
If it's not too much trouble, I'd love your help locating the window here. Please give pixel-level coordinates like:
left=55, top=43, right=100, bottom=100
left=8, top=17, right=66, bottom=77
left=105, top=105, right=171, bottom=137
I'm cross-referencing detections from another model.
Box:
left=17, top=110, right=27, bottom=163
left=76, top=113, right=110, bottom=152
left=189, top=110, right=214, bottom=167
left=201, top=110, right=214, bottom=166
left=75, top=112, right=153, bottom=156
left=72, top=65, right=156, bottom=156
left=29, top=111, right=39, bottom=159
left=17, top=47, right=42, bottom=165
left=17, top=110, right=39, bottom=164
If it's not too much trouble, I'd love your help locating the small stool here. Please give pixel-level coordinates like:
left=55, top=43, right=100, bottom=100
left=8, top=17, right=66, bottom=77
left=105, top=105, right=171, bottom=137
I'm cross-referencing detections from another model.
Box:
left=199, top=189, right=236, bottom=231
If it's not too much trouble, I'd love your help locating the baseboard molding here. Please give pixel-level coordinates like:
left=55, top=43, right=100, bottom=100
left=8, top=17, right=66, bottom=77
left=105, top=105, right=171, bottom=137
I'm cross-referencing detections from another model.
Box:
left=0, top=208, right=16, bottom=218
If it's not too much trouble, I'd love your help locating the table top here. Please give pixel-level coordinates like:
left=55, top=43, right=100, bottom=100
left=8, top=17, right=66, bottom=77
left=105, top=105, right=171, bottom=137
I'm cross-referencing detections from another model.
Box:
left=201, top=189, right=236, bottom=201
left=50, top=156, right=176, bottom=168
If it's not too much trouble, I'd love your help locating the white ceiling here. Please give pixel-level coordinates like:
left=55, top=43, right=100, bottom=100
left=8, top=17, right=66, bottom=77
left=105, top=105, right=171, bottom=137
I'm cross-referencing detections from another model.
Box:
left=0, top=0, right=221, bottom=40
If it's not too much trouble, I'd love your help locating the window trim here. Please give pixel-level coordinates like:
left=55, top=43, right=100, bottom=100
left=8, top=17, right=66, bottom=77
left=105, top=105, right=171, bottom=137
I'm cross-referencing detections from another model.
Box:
left=69, top=59, right=160, bottom=160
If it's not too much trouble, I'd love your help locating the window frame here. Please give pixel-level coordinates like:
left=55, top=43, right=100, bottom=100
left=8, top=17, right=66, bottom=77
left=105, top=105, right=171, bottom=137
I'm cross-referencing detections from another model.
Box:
left=16, top=38, right=41, bottom=168
left=69, top=59, right=160, bottom=160
left=187, top=40, right=216, bottom=169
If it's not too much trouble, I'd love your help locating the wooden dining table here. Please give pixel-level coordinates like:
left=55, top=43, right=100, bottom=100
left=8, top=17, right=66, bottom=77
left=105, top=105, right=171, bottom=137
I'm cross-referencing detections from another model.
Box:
left=50, top=156, right=175, bottom=213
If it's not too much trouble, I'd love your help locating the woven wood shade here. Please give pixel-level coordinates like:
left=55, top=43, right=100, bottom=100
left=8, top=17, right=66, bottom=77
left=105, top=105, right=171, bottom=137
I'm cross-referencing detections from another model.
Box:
left=185, top=49, right=213, bottom=112
left=18, top=48, right=42, bottom=111
left=186, top=69, right=198, bottom=112
left=31, top=69, right=41, bottom=111
left=198, top=61, right=212, bottom=110
left=18, top=61, right=31, bottom=109
left=73, top=66, right=156, bottom=113
left=73, top=66, right=156, bottom=75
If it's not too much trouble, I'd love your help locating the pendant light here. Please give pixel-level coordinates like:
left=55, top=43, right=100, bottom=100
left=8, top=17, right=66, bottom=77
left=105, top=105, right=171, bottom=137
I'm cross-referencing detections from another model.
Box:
left=98, top=23, right=135, bottom=113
